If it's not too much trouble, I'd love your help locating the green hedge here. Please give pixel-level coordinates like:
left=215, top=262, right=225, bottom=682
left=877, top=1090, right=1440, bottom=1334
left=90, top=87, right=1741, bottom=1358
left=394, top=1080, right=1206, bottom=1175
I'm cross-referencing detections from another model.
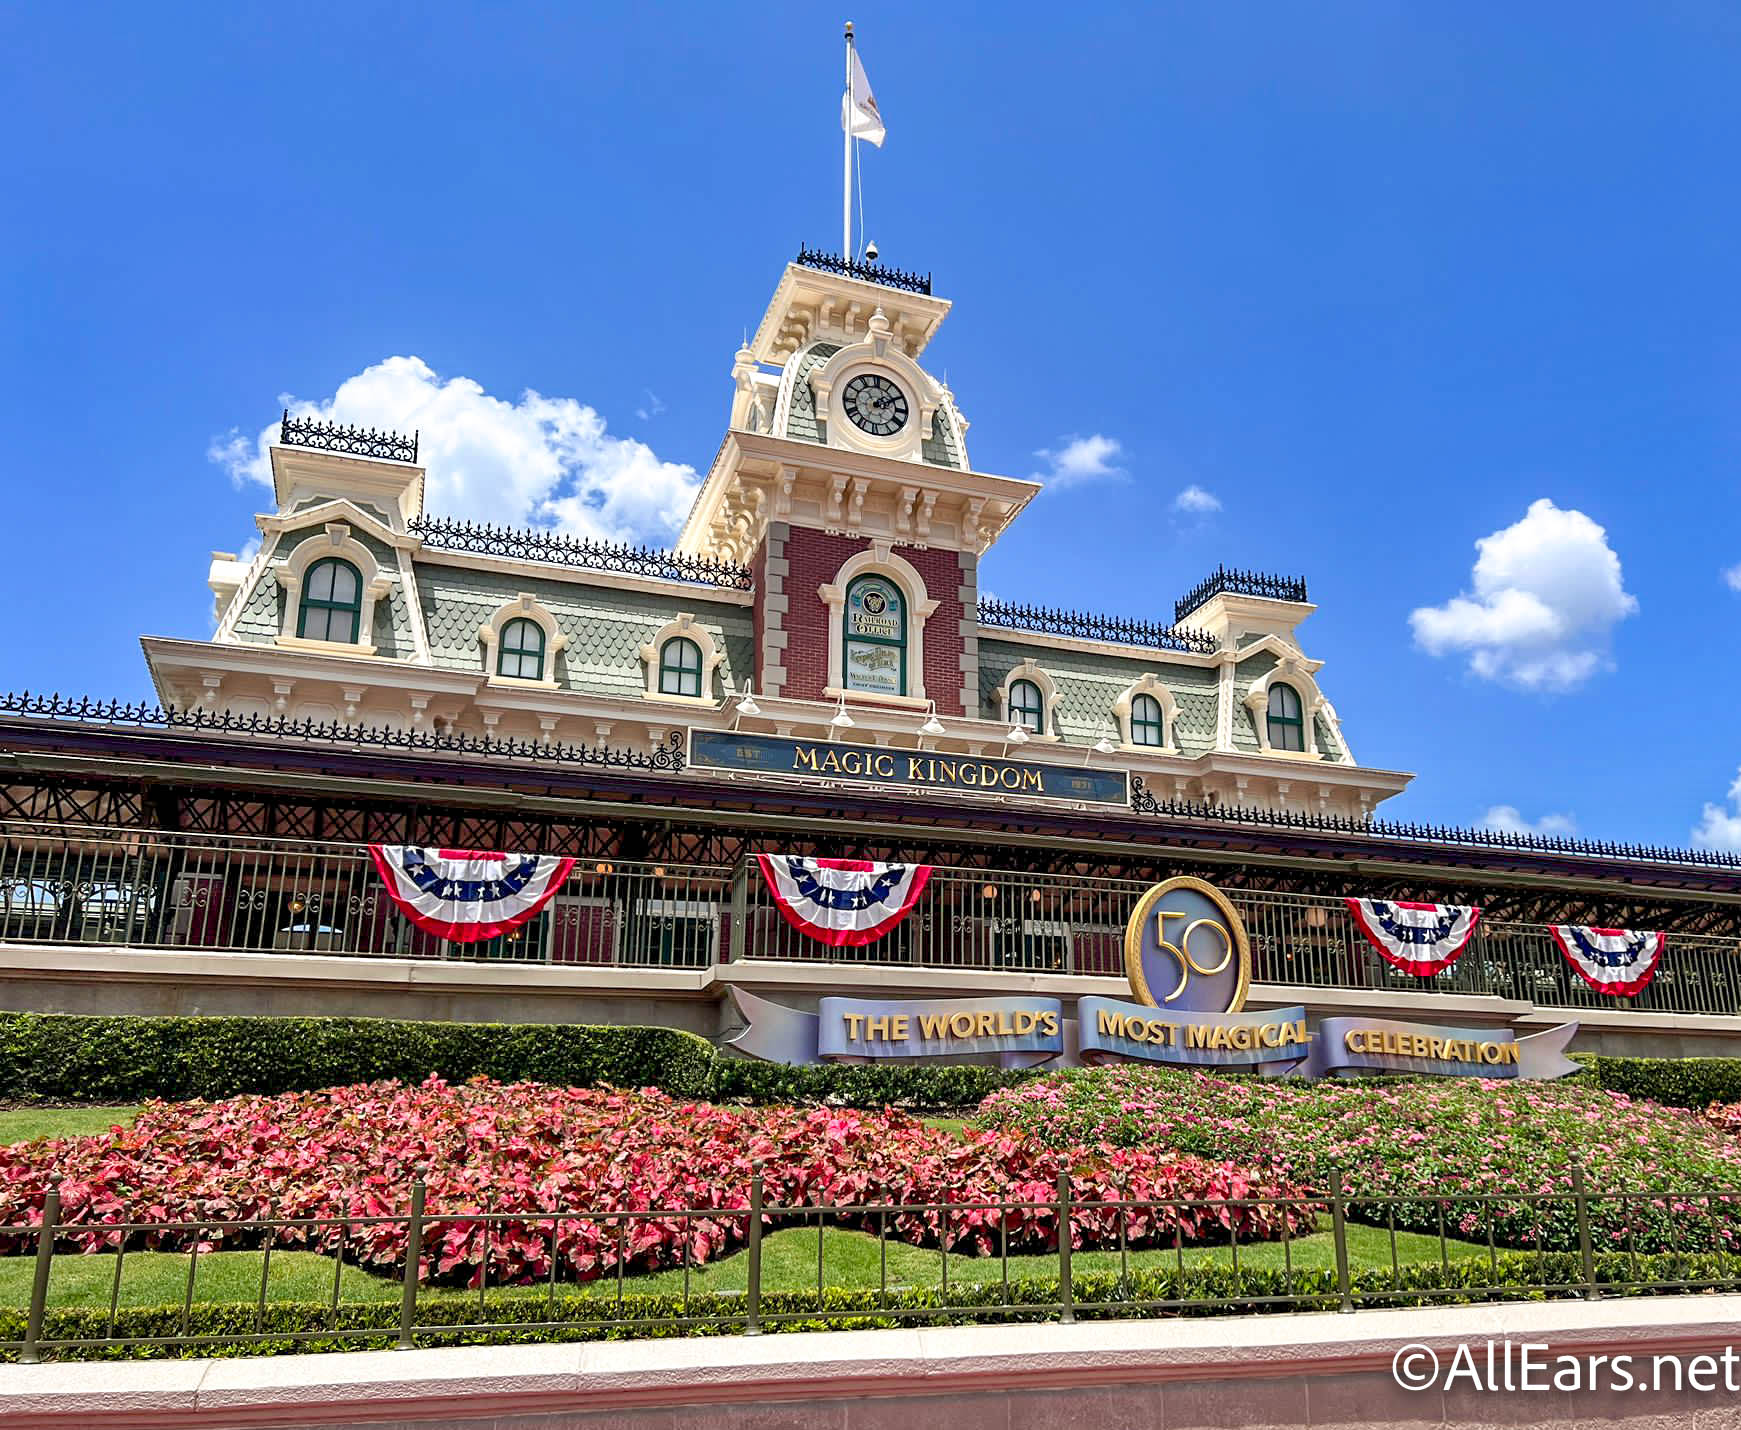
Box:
left=707, top=1058, right=1029, bottom=1112
left=0, top=1013, right=714, bottom=1104
left=5, top=1251, right=1731, bottom=1361
left=1575, top=1055, right=1741, bottom=1110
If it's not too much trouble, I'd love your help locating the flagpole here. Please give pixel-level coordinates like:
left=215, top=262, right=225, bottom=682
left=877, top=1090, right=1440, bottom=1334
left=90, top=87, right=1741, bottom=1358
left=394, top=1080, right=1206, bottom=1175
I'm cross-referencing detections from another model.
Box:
left=843, top=20, right=854, bottom=260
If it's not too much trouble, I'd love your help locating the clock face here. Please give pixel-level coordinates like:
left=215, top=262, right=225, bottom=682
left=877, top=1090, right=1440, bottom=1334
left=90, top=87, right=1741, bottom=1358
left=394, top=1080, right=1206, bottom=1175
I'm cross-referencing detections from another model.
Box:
left=841, top=373, right=909, bottom=437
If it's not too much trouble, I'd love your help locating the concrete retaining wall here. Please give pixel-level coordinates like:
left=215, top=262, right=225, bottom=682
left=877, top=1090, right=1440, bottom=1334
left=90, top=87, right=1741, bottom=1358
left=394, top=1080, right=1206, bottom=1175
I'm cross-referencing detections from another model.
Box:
left=2, top=943, right=1740, bottom=1058
left=5, top=1296, right=1741, bottom=1427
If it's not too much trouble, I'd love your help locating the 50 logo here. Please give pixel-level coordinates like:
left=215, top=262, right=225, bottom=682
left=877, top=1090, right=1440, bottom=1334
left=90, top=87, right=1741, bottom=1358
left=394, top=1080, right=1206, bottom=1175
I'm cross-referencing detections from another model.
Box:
left=1123, top=876, right=1252, bottom=1014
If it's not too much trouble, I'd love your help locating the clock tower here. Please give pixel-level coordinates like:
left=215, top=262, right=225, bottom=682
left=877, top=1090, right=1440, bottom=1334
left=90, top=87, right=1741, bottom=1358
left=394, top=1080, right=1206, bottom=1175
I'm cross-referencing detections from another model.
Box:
left=679, top=250, right=1039, bottom=719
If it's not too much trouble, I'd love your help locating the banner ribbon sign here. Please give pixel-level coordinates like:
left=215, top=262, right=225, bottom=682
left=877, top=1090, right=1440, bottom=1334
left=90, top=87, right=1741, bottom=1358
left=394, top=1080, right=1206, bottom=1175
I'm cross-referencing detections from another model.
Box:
left=1302, top=1017, right=1581, bottom=1081
left=1077, top=996, right=1309, bottom=1070
left=725, top=989, right=1067, bottom=1069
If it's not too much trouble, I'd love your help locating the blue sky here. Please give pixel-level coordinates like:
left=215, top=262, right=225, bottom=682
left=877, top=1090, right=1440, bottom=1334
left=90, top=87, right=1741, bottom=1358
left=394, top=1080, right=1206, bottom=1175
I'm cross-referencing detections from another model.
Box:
left=4, top=4, right=1740, bottom=847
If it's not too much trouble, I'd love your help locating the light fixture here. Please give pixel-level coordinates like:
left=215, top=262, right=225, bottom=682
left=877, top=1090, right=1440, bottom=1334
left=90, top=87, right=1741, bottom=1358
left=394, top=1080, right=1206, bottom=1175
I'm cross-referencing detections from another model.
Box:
left=828, top=693, right=855, bottom=733
left=918, top=700, right=945, bottom=738
left=288, top=897, right=305, bottom=915
left=732, top=684, right=760, bottom=727
left=1305, top=905, right=1329, bottom=930
left=594, top=861, right=615, bottom=876
left=981, top=883, right=998, bottom=901
left=653, top=865, right=667, bottom=879
left=1006, top=726, right=1030, bottom=745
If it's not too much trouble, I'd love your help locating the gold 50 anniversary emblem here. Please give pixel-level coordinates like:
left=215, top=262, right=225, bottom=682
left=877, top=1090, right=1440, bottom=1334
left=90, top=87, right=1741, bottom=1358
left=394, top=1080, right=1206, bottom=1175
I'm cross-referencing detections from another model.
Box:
left=1123, top=875, right=1253, bottom=1014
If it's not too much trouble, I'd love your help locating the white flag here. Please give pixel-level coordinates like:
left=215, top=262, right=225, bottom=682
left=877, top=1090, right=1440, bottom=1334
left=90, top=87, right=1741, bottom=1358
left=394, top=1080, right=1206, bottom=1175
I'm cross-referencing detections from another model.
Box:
left=842, top=47, right=885, bottom=147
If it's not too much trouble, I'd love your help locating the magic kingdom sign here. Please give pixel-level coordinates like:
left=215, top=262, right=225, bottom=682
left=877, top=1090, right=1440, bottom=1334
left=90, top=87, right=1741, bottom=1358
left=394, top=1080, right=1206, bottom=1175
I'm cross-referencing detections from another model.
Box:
left=727, top=875, right=1580, bottom=1080
left=688, top=729, right=1129, bottom=806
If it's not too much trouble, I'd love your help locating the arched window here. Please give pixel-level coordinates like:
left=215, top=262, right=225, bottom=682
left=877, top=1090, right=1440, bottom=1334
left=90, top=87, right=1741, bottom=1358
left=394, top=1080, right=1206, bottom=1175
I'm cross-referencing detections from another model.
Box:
left=497, top=617, right=546, bottom=680
left=1266, top=683, right=1305, bottom=752
left=659, top=636, right=704, bottom=698
left=842, top=574, right=907, bottom=695
left=1129, top=692, right=1165, bottom=747
left=1009, top=678, right=1045, bottom=734
left=297, top=558, right=362, bottom=643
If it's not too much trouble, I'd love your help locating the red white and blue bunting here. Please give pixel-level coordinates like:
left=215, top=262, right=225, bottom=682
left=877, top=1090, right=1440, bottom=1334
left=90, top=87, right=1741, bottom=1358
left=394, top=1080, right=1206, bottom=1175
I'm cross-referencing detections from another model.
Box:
left=1551, top=925, right=1664, bottom=998
left=1345, top=898, right=1483, bottom=977
left=368, top=846, right=576, bottom=944
left=755, top=855, right=933, bottom=948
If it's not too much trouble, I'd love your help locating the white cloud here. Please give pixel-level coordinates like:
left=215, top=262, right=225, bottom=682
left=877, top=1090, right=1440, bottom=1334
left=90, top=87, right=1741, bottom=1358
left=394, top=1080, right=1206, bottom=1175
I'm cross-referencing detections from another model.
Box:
left=1480, top=805, right=1578, bottom=837
left=1034, top=434, right=1125, bottom=489
left=1173, top=484, right=1221, bottom=514
left=209, top=356, right=699, bottom=547
left=636, top=390, right=666, bottom=422
left=1693, top=769, right=1741, bottom=850
left=1723, top=563, right=1741, bottom=593
left=1409, top=498, right=1637, bottom=692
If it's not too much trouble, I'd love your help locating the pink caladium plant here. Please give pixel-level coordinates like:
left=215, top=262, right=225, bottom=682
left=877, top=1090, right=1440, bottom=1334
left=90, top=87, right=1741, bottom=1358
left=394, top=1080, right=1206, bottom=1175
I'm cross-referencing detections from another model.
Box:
left=0, top=1077, right=1312, bottom=1287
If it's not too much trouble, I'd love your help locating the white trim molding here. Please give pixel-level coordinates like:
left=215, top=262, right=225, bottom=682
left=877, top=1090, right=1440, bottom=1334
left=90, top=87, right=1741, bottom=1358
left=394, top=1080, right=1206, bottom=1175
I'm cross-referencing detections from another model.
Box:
left=995, top=658, right=1060, bottom=740
left=817, top=542, right=940, bottom=701
left=271, top=523, right=394, bottom=657
left=478, top=593, right=567, bottom=690
left=1112, top=673, right=1181, bottom=754
left=639, top=613, right=723, bottom=705
left=807, top=309, right=947, bottom=465
left=1242, top=652, right=1331, bottom=759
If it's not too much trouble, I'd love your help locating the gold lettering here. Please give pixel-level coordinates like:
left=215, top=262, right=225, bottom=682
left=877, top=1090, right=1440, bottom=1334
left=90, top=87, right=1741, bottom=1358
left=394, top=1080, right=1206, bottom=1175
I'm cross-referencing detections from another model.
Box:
left=974, top=1011, right=997, bottom=1038
left=1000, top=767, right=1022, bottom=790
left=843, top=1013, right=864, bottom=1042
left=873, top=753, right=896, bottom=778
left=819, top=749, right=841, bottom=774
left=936, top=760, right=957, bottom=785
left=918, top=1012, right=949, bottom=1039
left=889, top=1015, right=910, bottom=1041
left=1014, top=1010, right=1037, bottom=1035
left=1038, top=1010, right=1059, bottom=1036
left=1345, top=1030, right=1366, bottom=1054
left=1022, top=769, right=1042, bottom=791
left=949, top=1011, right=977, bottom=1038
left=865, top=1014, right=892, bottom=1041
left=1096, top=1008, right=1121, bottom=1038
left=994, top=1008, right=1015, bottom=1036
left=793, top=748, right=821, bottom=773
left=980, top=763, right=999, bottom=787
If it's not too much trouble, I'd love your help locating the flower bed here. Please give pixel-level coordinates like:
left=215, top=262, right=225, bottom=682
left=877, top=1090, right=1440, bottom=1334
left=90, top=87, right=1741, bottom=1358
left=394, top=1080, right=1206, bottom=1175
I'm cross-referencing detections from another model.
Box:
left=0, top=1078, right=1311, bottom=1286
left=975, top=1068, right=1741, bottom=1255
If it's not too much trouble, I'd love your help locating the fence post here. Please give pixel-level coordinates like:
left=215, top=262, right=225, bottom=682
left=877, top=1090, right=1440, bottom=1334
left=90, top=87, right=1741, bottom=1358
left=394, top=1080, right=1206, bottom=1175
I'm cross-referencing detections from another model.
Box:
left=1328, top=1166, right=1353, bottom=1314
left=745, top=1163, right=764, bottom=1335
left=21, top=1181, right=60, bottom=1365
left=1572, top=1165, right=1598, bottom=1301
left=1057, top=1167, right=1075, bottom=1325
left=397, top=1180, right=426, bottom=1350
left=727, top=860, right=748, bottom=963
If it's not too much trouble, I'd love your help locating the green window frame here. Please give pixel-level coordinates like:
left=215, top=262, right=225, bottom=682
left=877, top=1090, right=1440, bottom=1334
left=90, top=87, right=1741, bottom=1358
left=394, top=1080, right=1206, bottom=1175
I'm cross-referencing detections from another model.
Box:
left=1266, top=683, right=1305, bottom=752
left=297, top=558, right=362, bottom=644
left=842, top=574, right=908, bottom=695
left=497, top=617, right=546, bottom=681
left=659, top=636, right=703, bottom=698
left=1009, top=678, right=1045, bottom=734
left=1129, top=692, right=1166, bottom=747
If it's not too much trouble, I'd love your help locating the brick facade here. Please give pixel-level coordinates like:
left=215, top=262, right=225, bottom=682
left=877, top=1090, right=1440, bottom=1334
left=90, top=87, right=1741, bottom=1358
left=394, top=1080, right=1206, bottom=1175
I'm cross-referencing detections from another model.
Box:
left=776, top=528, right=976, bottom=716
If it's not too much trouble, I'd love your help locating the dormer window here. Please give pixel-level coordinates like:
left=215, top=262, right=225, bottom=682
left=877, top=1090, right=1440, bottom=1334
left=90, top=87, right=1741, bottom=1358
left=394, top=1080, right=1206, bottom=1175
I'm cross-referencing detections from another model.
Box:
left=497, top=618, right=545, bottom=681
left=1129, top=693, right=1166, bottom=747
left=1008, top=678, right=1045, bottom=734
left=659, top=637, right=704, bottom=698
left=1267, top=683, right=1305, bottom=752
left=297, top=558, right=362, bottom=643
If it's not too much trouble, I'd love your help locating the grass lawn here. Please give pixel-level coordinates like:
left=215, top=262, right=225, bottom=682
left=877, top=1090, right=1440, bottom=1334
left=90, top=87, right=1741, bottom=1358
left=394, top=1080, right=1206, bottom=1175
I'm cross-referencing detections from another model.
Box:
left=0, top=1223, right=1485, bottom=1311
left=0, top=1106, right=139, bottom=1144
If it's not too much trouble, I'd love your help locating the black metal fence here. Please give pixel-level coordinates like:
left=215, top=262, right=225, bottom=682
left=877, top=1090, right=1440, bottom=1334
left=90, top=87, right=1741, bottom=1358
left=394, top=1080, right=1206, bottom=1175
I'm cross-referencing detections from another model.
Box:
left=2, top=825, right=1737, bottom=1013
left=408, top=518, right=754, bottom=590
left=278, top=411, right=419, bottom=465
left=1174, top=566, right=1309, bottom=624
left=976, top=597, right=1218, bottom=654
left=8, top=1168, right=1738, bottom=1361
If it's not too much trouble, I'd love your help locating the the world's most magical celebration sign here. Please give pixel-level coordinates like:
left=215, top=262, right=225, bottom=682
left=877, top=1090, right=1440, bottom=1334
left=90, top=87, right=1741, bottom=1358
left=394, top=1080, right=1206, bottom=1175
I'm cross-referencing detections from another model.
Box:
left=726, top=876, right=1580, bottom=1081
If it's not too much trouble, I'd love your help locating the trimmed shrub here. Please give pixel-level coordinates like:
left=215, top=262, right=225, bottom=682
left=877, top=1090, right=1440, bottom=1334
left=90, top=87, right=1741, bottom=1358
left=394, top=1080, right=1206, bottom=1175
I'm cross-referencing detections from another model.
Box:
left=707, top=1058, right=1029, bottom=1112
left=0, top=1013, right=714, bottom=1103
left=1576, top=1055, right=1741, bottom=1110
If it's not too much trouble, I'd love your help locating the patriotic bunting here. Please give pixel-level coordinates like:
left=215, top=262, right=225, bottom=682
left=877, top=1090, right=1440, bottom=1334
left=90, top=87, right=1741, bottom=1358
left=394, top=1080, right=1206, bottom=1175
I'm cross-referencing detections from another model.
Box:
left=1551, top=925, right=1664, bottom=998
left=369, top=846, right=575, bottom=944
left=755, top=854, right=933, bottom=947
left=1345, top=898, right=1482, bottom=977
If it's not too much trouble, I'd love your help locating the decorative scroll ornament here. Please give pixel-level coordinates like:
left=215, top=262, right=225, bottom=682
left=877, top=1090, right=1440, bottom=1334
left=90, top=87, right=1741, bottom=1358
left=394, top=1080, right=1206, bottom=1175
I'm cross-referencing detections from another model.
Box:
left=1345, top=898, right=1482, bottom=977
left=755, top=854, right=932, bottom=947
left=369, top=846, right=575, bottom=944
left=1551, top=925, right=1665, bottom=997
